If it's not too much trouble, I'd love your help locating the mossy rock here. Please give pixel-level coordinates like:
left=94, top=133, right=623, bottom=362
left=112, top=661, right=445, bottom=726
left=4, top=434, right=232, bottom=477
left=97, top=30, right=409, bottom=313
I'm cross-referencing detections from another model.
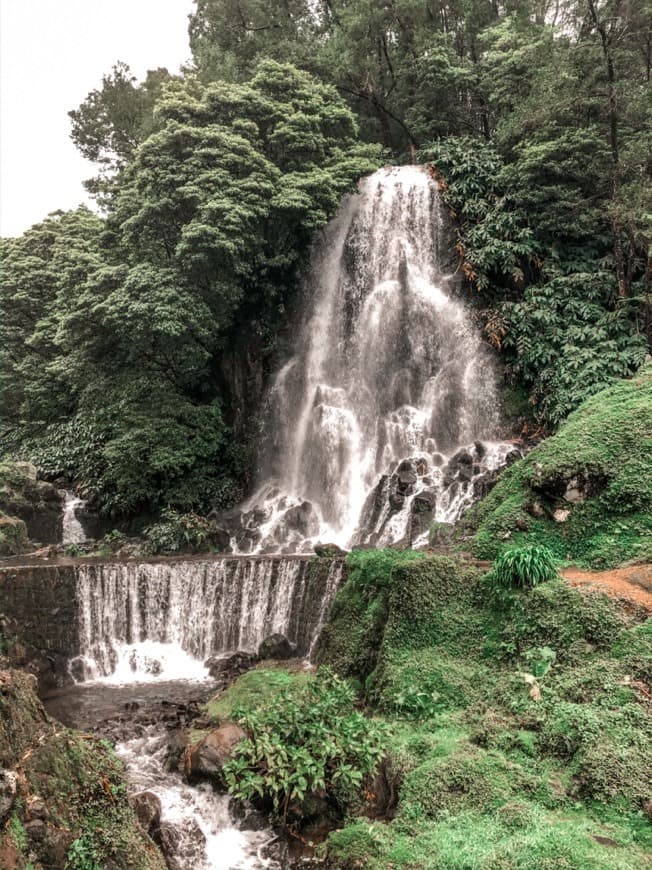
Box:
left=0, top=513, right=28, bottom=556
left=0, top=670, right=164, bottom=870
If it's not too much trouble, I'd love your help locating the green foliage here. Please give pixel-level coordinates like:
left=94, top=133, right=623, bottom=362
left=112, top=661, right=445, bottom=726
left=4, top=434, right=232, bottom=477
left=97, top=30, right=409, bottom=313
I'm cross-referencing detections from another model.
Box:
left=486, top=545, right=558, bottom=597
left=2, top=62, right=379, bottom=519
left=143, top=508, right=223, bottom=555
left=464, top=365, right=652, bottom=567
left=66, top=836, right=102, bottom=870
left=223, top=669, right=386, bottom=822
left=502, top=275, right=648, bottom=426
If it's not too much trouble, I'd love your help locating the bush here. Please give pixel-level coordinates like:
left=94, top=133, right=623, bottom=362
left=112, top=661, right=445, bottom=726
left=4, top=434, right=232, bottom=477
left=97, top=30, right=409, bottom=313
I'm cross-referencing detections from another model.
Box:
left=143, top=508, right=222, bottom=555
left=223, top=669, right=386, bottom=823
left=486, top=545, right=557, bottom=597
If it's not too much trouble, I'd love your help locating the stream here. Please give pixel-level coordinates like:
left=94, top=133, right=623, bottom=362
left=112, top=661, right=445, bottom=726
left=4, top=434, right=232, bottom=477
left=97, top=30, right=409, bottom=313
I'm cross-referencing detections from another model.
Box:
left=43, top=671, right=283, bottom=870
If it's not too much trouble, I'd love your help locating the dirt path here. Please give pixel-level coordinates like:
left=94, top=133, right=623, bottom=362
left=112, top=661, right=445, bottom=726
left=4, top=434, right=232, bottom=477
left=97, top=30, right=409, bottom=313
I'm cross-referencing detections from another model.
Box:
left=562, top=564, right=652, bottom=613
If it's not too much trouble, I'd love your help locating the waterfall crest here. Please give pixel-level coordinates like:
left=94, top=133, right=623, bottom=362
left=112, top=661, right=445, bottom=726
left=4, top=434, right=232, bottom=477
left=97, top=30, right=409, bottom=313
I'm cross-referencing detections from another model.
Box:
left=229, top=166, right=513, bottom=553
left=72, top=557, right=343, bottom=682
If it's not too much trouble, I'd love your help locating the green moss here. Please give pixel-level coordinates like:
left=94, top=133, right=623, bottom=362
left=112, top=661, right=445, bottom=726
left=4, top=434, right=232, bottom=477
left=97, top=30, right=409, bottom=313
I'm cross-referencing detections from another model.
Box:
left=205, top=666, right=311, bottom=722
left=462, top=364, right=652, bottom=568
left=315, top=549, right=426, bottom=680
left=326, top=805, right=652, bottom=869
left=0, top=670, right=163, bottom=870
left=316, top=553, right=651, bottom=868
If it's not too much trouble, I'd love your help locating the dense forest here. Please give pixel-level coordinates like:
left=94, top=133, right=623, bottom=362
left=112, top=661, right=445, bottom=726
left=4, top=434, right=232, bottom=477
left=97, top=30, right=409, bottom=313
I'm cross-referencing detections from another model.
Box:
left=2, top=0, right=651, bottom=525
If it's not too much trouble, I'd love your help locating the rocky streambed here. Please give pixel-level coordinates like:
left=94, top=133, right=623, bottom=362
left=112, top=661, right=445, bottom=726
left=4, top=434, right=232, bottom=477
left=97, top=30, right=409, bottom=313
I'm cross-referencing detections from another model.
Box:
left=40, top=648, right=316, bottom=870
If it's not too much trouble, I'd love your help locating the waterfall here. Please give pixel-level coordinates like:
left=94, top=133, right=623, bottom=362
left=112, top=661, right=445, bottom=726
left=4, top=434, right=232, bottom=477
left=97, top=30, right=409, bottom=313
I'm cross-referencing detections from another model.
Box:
left=61, top=490, right=86, bottom=545
left=226, top=166, right=515, bottom=553
left=71, top=557, right=343, bottom=682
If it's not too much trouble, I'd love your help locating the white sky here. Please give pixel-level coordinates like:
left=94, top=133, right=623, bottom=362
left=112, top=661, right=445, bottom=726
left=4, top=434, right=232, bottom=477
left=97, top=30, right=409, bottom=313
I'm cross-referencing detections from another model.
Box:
left=0, top=0, right=195, bottom=237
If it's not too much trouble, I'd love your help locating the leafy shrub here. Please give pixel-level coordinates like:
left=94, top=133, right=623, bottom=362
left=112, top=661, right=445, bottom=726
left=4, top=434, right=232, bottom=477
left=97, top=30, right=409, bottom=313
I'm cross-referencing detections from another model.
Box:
left=223, top=669, right=386, bottom=823
left=143, top=508, right=221, bottom=555
left=486, top=545, right=557, bottom=596
left=66, top=836, right=102, bottom=870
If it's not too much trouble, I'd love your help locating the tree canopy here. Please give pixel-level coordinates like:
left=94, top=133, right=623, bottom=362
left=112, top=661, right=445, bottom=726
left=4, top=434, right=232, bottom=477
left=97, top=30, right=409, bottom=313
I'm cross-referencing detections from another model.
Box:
left=1, top=0, right=650, bottom=517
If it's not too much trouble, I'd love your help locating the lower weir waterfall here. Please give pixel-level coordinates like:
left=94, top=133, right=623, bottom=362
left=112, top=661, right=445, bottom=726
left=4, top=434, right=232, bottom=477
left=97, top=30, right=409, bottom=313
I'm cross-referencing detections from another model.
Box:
left=71, top=557, right=343, bottom=682
left=227, top=166, right=514, bottom=554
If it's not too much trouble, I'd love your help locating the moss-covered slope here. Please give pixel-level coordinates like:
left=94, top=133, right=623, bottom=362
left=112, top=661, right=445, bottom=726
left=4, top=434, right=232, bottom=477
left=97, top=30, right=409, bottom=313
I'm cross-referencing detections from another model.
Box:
left=319, top=552, right=652, bottom=870
left=0, top=669, right=165, bottom=870
left=460, top=364, right=652, bottom=568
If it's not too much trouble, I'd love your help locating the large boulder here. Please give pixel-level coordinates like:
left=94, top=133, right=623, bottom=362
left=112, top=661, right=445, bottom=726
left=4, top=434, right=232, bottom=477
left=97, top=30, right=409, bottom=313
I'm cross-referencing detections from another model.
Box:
left=185, top=723, right=247, bottom=782
left=257, top=633, right=297, bottom=660
left=204, top=651, right=257, bottom=681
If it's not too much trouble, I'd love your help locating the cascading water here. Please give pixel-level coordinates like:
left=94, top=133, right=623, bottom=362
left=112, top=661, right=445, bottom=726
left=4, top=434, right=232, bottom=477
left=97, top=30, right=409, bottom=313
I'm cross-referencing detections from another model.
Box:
left=61, top=490, right=86, bottom=544
left=228, top=166, right=516, bottom=553
left=71, top=557, right=343, bottom=683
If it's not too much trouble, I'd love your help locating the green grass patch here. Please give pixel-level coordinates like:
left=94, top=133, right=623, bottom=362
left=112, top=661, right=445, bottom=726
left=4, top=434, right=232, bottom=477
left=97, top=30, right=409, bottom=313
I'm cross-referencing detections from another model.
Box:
left=205, top=666, right=311, bottom=722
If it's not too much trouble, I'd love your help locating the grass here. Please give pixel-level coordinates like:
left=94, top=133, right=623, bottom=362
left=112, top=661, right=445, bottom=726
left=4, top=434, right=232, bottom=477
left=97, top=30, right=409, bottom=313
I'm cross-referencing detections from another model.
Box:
left=205, top=666, right=311, bottom=722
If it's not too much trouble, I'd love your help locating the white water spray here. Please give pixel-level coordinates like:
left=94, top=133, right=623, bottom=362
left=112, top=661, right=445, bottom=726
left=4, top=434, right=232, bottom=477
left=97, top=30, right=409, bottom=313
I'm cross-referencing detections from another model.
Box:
left=71, top=558, right=343, bottom=683
left=61, top=490, right=86, bottom=544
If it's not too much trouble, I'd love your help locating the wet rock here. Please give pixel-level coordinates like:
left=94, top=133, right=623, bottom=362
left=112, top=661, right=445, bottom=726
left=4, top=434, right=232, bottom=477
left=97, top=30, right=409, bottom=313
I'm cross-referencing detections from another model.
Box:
left=474, top=440, right=487, bottom=460
left=156, top=822, right=183, bottom=869
left=128, top=650, right=162, bottom=676
left=130, top=791, right=162, bottom=836
left=0, top=769, right=17, bottom=820
left=412, top=489, right=436, bottom=512
left=229, top=797, right=269, bottom=832
left=472, top=469, right=500, bottom=500
left=396, top=459, right=418, bottom=491
left=409, top=490, right=436, bottom=541
left=314, top=542, right=346, bottom=557
left=504, top=448, right=522, bottom=466
left=204, top=651, right=257, bottom=681
left=261, top=835, right=290, bottom=865
left=186, top=723, right=247, bottom=782
left=284, top=501, right=317, bottom=536
left=258, top=633, right=297, bottom=660
left=450, top=449, right=473, bottom=468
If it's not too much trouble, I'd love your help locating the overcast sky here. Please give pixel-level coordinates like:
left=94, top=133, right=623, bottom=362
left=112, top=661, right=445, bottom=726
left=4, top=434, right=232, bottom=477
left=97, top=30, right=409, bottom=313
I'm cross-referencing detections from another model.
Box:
left=1, top=0, right=194, bottom=237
